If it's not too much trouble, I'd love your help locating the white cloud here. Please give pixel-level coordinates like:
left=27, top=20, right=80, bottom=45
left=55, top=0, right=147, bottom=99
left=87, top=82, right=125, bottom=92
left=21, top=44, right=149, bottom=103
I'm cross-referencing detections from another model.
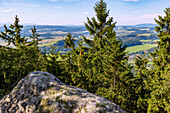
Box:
left=54, top=6, right=63, bottom=8
left=0, top=8, right=17, bottom=13
left=142, top=14, right=158, bottom=18
left=49, top=0, right=79, bottom=2
left=118, top=13, right=161, bottom=25
left=49, top=0, right=59, bottom=2
left=2, top=2, right=9, bottom=5
left=2, top=2, right=40, bottom=7
left=66, top=0, right=80, bottom=1
left=123, top=0, right=139, bottom=2
left=19, top=3, right=40, bottom=7
left=83, top=11, right=89, bottom=15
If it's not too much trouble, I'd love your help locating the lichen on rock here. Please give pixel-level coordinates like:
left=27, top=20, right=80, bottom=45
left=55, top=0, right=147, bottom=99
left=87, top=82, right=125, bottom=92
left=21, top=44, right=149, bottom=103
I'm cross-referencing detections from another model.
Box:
left=0, top=71, right=126, bottom=113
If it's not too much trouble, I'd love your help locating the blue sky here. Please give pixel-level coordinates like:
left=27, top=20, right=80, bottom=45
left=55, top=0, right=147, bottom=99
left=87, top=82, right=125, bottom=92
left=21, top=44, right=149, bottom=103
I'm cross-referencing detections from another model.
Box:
left=0, top=0, right=169, bottom=25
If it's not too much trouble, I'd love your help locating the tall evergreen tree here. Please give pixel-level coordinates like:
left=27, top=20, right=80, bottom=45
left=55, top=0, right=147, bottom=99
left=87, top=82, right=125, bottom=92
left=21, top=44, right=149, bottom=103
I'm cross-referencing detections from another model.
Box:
left=0, top=15, right=27, bottom=48
left=130, top=54, right=151, bottom=112
left=84, top=0, right=116, bottom=49
left=148, top=8, right=170, bottom=112
left=82, top=1, right=133, bottom=111
left=64, top=33, right=75, bottom=52
left=28, top=26, right=41, bottom=47
left=0, top=16, right=47, bottom=98
left=83, top=0, right=129, bottom=89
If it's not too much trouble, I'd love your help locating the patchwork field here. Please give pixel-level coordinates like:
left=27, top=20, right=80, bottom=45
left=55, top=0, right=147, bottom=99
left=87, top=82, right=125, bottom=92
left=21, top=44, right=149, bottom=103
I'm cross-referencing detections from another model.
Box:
left=0, top=24, right=159, bottom=54
left=126, top=44, right=157, bottom=54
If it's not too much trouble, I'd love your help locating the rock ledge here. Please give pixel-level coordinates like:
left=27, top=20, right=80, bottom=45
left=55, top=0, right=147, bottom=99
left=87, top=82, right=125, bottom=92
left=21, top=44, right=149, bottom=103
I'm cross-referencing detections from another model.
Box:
left=0, top=71, right=126, bottom=113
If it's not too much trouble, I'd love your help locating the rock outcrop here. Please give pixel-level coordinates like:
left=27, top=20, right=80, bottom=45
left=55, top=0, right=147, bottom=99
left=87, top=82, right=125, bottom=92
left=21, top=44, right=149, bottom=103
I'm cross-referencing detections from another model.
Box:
left=0, top=71, right=126, bottom=113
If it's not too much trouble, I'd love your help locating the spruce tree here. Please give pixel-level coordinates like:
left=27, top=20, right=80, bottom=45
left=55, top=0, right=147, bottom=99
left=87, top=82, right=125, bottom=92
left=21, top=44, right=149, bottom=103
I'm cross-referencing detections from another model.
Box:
left=28, top=26, right=41, bottom=47
left=0, top=16, right=47, bottom=98
left=0, top=15, right=27, bottom=48
left=148, top=8, right=170, bottom=112
left=64, top=33, right=75, bottom=52
left=63, top=33, right=75, bottom=67
left=131, top=54, right=151, bottom=112
left=82, top=1, right=133, bottom=110
left=62, top=33, right=77, bottom=84
left=84, top=0, right=116, bottom=49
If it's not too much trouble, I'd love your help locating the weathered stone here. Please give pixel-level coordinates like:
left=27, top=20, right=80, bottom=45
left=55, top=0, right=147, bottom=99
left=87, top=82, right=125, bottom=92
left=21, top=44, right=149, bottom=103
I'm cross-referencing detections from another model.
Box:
left=0, top=71, right=126, bottom=113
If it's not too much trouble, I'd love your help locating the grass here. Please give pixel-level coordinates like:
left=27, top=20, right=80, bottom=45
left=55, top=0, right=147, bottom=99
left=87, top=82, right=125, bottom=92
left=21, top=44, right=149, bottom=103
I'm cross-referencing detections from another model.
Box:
left=51, top=31, right=68, bottom=35
left=153, top=39, right=160, bottom=42
left=126, top=44, right=157, bottom=54
left=140, top=40, right=152, bottom=42
left=38, top=40, right=60, bottom=47
left=38, top=36, right=64, bottom=47
left=140, top=39, right=160, bottom=42
left=137, top=34, right=151, bottom=36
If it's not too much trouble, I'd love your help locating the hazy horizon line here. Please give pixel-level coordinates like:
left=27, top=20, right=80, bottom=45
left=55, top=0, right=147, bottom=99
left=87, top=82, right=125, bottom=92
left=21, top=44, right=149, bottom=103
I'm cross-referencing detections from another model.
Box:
left=0, top=22, right=157, bottom=26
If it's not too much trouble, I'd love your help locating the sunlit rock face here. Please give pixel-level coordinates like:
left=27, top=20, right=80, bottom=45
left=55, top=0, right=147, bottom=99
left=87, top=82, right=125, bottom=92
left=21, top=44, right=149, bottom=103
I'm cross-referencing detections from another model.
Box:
left=0, top=71, right=126, bottom=113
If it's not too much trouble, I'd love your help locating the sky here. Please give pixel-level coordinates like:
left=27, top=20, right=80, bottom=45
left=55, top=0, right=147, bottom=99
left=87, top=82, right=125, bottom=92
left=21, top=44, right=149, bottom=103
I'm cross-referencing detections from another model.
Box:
left=0, top=0, right=170, bottom=25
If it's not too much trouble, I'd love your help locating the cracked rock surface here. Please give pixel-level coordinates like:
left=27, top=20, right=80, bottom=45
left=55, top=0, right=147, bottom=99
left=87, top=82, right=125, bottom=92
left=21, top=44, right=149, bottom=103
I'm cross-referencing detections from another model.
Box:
left=0, top=71, right=126, bottom=113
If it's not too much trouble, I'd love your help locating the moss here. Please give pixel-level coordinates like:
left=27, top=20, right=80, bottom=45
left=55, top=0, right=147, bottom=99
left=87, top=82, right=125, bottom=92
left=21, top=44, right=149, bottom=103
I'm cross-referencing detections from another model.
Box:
left=43, top=73, right=49, bottom=76
left=41, top=78, right=45, bottom=82
left=26, top=77, right=29, bottom=80
left=37, top=99, right=51, bottom=113
left=38, top=105, right=51, bottom=113
left=41, top=99, right=48, bottom=105
left=37, top=87, right=75, bottom=113
left=83, top=107, right=87, bottom=113
left=96, top=102, right=106, bottom=108
left=55, top=96, right=60, bottom=102
left=55, top=96, right=74, bottom=113
left=76, top=106, right=87, bottom=113
left=96, top=102, right=107, bottom=113
left=47, top=77, right=50, bottom=81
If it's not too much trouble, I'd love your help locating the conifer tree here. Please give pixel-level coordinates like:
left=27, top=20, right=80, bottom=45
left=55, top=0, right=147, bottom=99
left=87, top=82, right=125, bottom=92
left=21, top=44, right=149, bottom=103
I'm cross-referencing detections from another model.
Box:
left=0, top=16, right=46, bottom=98
left=83, top=0, right=128, bottom=88
left=0, top=15, right=27, bottom=48
left=82, top=1, right=133, bottom=110
left=148, top=8, right=170, bottom=112
left=84, top=0, right=116, bottom=49
left=64, top=33, right=75, bottom=52
left=131, top=54, right=151, bottom=112
left=28, top=26, right=41, bottom=47
left=63, top=33, right=75, bottom=66
left=62, top=33, right=77, bottom=84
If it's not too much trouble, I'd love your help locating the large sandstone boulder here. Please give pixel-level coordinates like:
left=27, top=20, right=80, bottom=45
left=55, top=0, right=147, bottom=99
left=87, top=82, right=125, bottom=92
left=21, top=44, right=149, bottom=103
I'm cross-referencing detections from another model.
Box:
left=0, top=71, right=126, bottom=113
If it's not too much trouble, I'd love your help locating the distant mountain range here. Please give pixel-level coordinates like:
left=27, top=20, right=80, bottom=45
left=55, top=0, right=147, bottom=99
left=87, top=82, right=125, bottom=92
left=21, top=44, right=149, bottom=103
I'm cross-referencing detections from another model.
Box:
left=0, top=23, right=157, bottom=28
left=133, top=23, right=157, bottom=27
left=0, top=23, right=158, bottom=54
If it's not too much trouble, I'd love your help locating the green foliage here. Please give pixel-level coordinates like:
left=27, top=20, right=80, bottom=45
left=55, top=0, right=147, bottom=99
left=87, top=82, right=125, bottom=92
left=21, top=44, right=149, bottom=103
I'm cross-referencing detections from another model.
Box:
left=130, top=54, right=151, bottom=112
left=0, top=46, right=47, bottom=98
left=65, top=1, right=134, bottom=111
left=45, top=46, right=71, bottom=83
left=148, top=8, right=170, bottom=112
left=0, top=15, right=27, bottom=48
left=28, top=26, right=42, bottom=47
left=63, top=33, right=75, bottom=50
left=0, top=16, right=47, bottom=98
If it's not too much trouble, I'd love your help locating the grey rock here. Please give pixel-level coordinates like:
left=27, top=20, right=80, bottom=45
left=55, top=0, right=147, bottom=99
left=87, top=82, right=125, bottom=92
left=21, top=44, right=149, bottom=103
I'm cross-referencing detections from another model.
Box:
left=0, top=71, right=126, bottom=113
